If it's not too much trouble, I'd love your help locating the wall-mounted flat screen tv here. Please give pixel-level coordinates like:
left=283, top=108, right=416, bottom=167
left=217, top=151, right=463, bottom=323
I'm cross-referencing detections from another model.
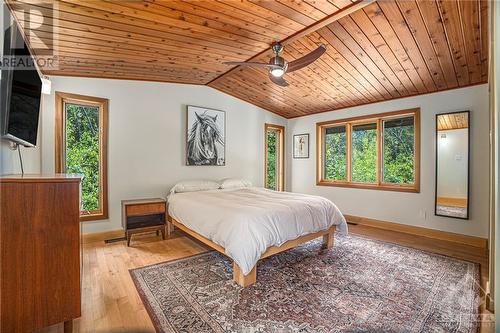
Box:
left=1, top=21, right=42, bottom=147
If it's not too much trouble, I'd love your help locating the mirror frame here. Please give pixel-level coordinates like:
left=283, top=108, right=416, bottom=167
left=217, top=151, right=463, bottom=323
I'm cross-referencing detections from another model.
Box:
left=434, top=110, right=470, bottom=220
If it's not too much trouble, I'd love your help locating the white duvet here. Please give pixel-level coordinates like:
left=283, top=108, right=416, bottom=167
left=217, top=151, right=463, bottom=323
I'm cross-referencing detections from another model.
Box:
left=168, top=187, right=347, bottom=275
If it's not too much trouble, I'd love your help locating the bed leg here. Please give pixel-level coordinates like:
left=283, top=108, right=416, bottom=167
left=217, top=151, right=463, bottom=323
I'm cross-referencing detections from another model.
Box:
left=233, top=262, right=257, bottom=287
left=322, top=232, right=334, bottom=249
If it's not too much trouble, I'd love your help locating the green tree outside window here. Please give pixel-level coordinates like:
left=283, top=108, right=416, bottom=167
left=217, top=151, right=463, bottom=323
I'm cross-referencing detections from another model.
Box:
left=383, top=117, right=415, bottom=184
left=324, top=126, right=347, bottom=181
left=65, top=103, right=101, bottom=212
left=351, top=123, right=377, bottom=183
left=322, top=115, right=416, bottom=187
left=266, top=130, right=277, bottom=190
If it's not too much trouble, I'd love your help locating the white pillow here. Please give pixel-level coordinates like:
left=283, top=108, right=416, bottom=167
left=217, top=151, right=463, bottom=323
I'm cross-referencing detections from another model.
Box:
left=220, top=178, right=252, bottom=189
left=170, top=180, right=220, bottom=194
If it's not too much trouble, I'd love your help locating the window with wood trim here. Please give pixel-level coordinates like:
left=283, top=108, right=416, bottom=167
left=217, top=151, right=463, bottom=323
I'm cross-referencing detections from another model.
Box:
left=55, top=92, right=108, bottom=221
left=317, top=108, right=420, bottom=192
left=265, top=124, right=285, bottom=191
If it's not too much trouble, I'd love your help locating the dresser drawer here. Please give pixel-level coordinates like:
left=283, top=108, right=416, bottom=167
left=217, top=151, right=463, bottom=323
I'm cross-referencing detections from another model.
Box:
left=126, top=203, right=165, bottom=216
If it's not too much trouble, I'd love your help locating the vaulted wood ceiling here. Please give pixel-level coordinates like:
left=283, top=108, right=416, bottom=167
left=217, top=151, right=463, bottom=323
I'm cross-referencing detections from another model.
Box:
left=8, top=0, right=489, bottom=119
left=437, top=112, right=469, bottom=131
left=9, top=0, right=357, bottom=83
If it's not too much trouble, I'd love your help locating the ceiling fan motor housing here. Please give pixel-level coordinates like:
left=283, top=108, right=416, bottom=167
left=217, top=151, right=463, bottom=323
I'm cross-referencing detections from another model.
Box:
left=268, top=55, right=287, bottom=77
left=269, top=56, right=286, bottom=68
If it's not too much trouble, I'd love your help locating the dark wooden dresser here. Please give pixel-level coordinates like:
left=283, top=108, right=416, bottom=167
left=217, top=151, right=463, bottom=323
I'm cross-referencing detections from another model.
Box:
left=0, top=174, right=82, bottom=333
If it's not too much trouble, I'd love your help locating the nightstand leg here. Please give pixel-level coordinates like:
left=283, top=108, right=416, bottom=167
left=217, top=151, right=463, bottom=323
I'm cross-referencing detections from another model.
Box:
left=156, top=230, right=160, bottom=236
left=64, top=320, right=73, bottom=333
left=161, top=227, right=166, bottom=240
left=126, top=232, right=131, bottom=247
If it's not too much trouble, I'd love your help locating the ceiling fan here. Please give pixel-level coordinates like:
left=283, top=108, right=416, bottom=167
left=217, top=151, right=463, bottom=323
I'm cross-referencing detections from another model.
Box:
left=223, top=43, right=326, bottom=87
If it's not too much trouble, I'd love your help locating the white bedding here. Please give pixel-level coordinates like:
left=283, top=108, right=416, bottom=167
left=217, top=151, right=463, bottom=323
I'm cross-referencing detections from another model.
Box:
left=168, top=187, right=347, bottom=275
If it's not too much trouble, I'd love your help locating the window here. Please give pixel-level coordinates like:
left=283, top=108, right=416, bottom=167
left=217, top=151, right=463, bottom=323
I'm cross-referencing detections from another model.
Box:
left=382, top=116, right=416, bottom=184
left=317, top=108, right=420, bottom=192
left=351, top=123, right=377, bottom=183
left=55, top=92, right=108, bottom=221
left=265, top=124, right=285, bottom=191
left=324, top=125, right=347, bottom=181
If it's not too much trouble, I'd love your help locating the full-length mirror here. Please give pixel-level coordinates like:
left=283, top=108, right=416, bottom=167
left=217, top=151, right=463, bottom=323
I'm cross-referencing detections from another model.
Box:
left=435, top=111, right=470, bottom=219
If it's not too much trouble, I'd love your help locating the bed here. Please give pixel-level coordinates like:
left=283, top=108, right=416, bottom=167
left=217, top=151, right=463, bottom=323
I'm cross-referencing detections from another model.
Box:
left=167, top=186, right=347, bottom=287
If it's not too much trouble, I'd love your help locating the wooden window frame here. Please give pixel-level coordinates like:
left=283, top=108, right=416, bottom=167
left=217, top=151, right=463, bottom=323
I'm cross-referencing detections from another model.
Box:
left=55, top=92, right=109, bottom=221
left=316, top=108, right=420, bottom=193
left=264, top=123, right=285, bottom=191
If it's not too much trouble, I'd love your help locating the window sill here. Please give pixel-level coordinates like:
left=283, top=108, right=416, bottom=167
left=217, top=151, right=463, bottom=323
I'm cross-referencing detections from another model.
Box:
left=80, top=212, right=108, bottom=222
left=316, top=180, right=419, bottom=193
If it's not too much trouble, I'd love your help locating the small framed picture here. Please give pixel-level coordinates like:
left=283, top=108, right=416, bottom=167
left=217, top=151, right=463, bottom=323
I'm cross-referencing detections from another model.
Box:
left=293, top=134, right=309, bottom=159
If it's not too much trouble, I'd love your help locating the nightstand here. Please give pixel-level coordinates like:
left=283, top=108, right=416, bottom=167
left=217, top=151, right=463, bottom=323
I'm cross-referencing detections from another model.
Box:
left=121, top=198, right=167, bottom=246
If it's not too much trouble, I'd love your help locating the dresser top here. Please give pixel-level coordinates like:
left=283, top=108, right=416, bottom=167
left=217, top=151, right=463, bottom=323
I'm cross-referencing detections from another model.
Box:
left=0, top=174, right=83, bottom=183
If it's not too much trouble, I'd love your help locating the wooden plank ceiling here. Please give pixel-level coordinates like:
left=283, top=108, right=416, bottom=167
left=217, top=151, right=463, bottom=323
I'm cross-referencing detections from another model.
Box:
left=9, top=0, right=355, bottom=83
left=437, top=112, right=469, bottom=131
left=9, top=0, right=489, bottom=119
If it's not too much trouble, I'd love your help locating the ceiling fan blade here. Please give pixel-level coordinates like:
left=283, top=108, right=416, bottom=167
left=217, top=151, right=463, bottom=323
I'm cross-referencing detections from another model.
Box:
left=286, top=44, right=326, bottom=73
left=223, top=61, right=280, bottom=69
left=269, top=73, right=289, bottom=87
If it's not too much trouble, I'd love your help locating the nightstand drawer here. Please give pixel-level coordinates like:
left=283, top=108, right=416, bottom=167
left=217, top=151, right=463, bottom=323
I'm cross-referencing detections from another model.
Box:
left=126, top=203, right=165, bottom=216
left=127, top=214, right=165, bottom=230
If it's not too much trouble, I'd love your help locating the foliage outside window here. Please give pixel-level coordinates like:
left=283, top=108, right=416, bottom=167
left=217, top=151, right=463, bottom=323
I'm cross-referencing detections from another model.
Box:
left=383, top=116, right=415, bottom=184
left=266, top=130, right=277, bottom=190
left=317, top=109, right=420, bottom=192
left=65, top=104, right=100, bottom=211
left=351, top=123, right=377, bottom=183
left=55, top=92, right=108, bottom=221
left=324, top=126, right=347, bottom=181
left=265, top=124, right=284, bottom=191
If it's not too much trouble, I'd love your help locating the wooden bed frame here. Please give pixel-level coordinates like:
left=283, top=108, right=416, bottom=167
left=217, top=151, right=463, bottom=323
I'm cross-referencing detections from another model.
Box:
left=168, top=216, right=336, bottom=287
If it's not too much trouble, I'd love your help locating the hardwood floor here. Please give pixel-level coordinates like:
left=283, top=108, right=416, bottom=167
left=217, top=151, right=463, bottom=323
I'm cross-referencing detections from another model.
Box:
left=36, top=224, right=494, bottom=333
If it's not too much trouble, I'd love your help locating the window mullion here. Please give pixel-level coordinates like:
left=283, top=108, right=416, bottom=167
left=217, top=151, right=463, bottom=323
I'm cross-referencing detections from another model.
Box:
left=98, top=104, right=104, bottom=209
left=347, top=123, right=352, bottom=183
left=320, top=126, right=325, bottom=182
left=377, top=118, right=382, bottom=186
left=62, top=101, right=68, bottom=173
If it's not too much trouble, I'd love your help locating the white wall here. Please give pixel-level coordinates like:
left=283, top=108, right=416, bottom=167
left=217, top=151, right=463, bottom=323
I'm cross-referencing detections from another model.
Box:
left=41, top=76, right=286, bottom=233
left=288, top=84, right=490, bottom=238
left=39, top=79, right=490, bottom=237
left=437, top=128, right=468, bottom=199
left=0, top=137, right=41, bottom=175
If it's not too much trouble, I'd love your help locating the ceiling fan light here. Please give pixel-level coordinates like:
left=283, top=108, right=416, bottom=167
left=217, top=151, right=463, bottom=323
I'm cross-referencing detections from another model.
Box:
left=270, top=68, right=285, bottom=77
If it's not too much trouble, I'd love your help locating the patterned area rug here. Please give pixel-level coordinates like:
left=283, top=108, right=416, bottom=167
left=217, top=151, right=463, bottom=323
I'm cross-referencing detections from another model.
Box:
left=130, top=234, right=480, bottom=333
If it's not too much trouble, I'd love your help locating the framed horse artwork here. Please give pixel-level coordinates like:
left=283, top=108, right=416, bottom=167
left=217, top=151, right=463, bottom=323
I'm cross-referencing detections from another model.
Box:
left=186, top=105, right=226, bottom=166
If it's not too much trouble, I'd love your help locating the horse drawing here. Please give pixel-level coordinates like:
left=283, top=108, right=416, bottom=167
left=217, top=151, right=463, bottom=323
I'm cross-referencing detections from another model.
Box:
left=187, top=111, right=224, bottom=165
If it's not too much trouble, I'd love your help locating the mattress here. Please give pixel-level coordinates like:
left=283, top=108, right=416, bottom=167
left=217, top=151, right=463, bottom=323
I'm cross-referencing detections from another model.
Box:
left=168, top=187, right=347, bottom=275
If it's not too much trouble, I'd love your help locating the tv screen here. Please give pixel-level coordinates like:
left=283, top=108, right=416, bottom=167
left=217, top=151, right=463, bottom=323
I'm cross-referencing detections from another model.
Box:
left=1, top=24, right=42, bottom=147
